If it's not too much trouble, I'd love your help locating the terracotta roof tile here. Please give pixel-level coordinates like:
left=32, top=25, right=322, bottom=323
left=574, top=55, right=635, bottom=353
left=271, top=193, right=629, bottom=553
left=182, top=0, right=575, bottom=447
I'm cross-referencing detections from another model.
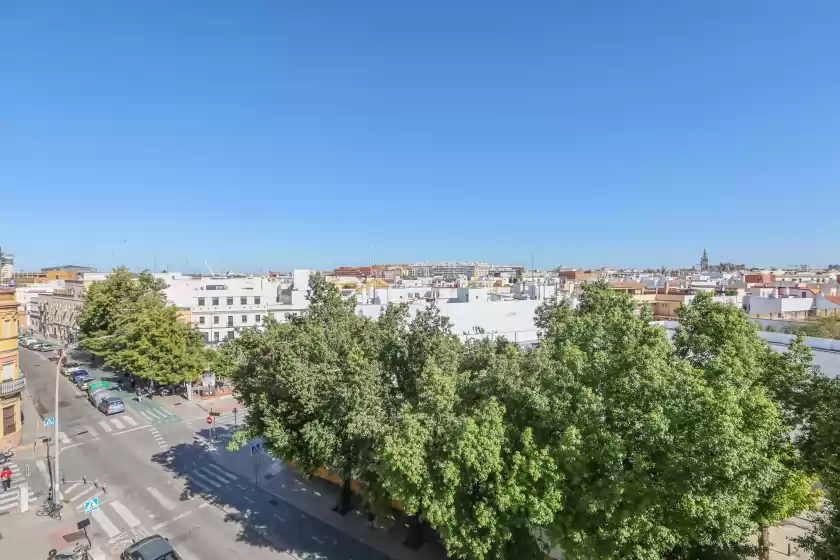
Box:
left=825, top=296, right=840, bottom=306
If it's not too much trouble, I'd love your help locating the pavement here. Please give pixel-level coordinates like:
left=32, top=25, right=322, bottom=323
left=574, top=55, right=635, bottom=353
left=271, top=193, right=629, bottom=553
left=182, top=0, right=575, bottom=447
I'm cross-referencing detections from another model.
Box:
left=1, top=346, right=448, bottom=560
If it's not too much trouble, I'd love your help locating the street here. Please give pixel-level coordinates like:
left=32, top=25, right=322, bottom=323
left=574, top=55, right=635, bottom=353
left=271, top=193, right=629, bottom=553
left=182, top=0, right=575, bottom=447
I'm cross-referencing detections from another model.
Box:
left=13, top=347, right=402, bottom=560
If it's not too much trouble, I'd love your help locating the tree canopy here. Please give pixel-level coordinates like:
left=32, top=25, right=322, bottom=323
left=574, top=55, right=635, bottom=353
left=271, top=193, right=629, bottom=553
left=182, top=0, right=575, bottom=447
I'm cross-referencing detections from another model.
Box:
left=223, top=277, right=823, bottom=560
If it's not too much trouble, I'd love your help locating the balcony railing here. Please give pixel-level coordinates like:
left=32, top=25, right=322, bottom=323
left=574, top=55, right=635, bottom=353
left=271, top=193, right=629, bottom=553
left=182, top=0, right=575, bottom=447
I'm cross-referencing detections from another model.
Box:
left=0, top=373, right=25, bottom=396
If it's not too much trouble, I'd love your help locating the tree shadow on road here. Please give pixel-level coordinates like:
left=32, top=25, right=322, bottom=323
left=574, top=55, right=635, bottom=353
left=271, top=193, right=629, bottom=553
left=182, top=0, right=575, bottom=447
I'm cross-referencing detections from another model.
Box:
left=150, top=432, right=396, bottom=560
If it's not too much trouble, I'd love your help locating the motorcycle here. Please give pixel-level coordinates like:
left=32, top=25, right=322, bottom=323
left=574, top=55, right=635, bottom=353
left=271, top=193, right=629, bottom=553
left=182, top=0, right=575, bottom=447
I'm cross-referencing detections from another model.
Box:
left=1, top=446, right=13, bottom=464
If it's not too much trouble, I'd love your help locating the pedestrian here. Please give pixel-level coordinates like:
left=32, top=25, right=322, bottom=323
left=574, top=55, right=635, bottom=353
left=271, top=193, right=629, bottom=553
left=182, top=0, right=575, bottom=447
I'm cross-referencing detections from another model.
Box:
left=0, top=465, right=11, bottom=492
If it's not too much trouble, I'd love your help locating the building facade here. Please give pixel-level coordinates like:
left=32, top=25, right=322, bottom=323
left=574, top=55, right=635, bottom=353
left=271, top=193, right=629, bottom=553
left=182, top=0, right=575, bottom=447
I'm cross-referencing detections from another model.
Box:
left=0, top=249, right=13, bottom=284
left=0, top=289, right=23, bottom=449
left=38, top=282, right=86, bottom=341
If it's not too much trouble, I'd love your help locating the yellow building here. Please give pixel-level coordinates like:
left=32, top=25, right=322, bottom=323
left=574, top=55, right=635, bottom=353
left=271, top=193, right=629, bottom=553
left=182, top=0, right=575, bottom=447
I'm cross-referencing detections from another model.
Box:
left=0, top=288, right=22, bottom=449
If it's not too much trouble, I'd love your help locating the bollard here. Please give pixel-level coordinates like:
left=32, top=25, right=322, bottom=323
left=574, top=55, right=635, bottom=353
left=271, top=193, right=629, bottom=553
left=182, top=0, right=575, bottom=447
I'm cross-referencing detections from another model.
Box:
left=19, top=484, right=29, bottom=513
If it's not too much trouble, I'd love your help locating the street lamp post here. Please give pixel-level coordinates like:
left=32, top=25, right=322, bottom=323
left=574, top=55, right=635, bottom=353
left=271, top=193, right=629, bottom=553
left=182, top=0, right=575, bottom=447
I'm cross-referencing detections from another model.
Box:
left=53, top=346, right=63, bottom=503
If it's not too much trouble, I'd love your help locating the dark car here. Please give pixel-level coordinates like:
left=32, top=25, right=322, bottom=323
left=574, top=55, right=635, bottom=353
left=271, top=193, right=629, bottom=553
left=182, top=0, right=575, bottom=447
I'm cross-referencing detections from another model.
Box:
left=70, top=370, right=90, bottom=383
left=121, top=535, right=181, bottom=560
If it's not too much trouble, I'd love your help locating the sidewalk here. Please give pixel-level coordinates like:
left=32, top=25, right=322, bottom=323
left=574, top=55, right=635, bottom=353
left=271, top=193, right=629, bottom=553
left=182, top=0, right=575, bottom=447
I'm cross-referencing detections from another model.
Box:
left=212, top=445, right=446, bottom=560
left=16, top=389, right=41, bottom=453
left=0, top=508, right=108, bottom=559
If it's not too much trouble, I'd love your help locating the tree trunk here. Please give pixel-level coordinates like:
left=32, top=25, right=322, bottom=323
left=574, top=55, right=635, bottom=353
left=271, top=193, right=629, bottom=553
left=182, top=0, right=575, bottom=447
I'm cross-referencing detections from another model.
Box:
left=333, top=478, right=353, bottom=516
left=758, top=525, right=770, bottom=560
left=402, top=513, right=425, bottom=550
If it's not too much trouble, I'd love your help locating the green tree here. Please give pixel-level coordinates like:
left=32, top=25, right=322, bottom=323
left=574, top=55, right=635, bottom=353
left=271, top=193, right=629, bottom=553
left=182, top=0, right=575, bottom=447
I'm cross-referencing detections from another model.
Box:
left=105, top=295, right=206, bottom=386
left=227, top=273, right=387, bottom=515
left=78, top=268, right=167, bottom=362
left=802, top=315, right=840, bottom=340
left=674, top=293, right=820, bottom=560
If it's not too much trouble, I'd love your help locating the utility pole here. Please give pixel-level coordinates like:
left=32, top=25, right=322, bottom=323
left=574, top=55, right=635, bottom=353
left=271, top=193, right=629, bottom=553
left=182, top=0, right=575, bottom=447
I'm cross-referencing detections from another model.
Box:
left=53, top=346, right=63, bottom=503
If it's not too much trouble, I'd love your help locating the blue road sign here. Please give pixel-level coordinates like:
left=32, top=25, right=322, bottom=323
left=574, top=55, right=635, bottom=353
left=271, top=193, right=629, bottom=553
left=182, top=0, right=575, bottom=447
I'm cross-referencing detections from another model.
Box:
left=43, top=417, right=55, bottom=428
left=84, top=496, right=99, bottom=514
left=251, top=443, right=261, bottom=456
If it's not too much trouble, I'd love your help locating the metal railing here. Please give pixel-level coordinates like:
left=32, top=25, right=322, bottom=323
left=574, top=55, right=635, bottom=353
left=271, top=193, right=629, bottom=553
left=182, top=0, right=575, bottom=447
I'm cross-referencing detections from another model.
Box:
left=0, top=373, right=25, bottom=396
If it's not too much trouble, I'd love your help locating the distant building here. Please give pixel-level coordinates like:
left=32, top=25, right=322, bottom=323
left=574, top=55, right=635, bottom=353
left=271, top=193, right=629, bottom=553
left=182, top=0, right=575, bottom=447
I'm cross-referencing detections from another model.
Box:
left=13, top=265, right=97, bottom=284
left=0, top=248, right=13, bottom=284
left=700, top=249, right=709, bottom=271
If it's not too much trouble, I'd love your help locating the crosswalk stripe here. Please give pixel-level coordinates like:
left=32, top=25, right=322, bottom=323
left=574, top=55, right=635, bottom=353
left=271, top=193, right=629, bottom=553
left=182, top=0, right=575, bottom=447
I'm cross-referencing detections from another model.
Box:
left=146, top=408, right=165, bottom=420
left=159, top=408, right=175, bottom=417
left=35, top=460, right=51, bottom=486
left=110, top=500, right=142, bottom=528
left=192, top=469, right=222, bottom=488
left=204, top=464, right=237, bottom=482
left=63, top=482, right=81, bottom=495
left=110, top=417, right=125, bottom=430
left=123, top=415, right=139, bottom=427
left=91, top=507, right=120, bottom=538
left=139, top=410, right=155, bottom=422
left=99, top=420, right=113, bottom=433
left=185, top=474, right=214, bottom=494
left=59, top=431, right=71, bottom=444
left=70, top=486, right=98, bottom=503
left=146, top=487, right=176, bottom=511
left=86, top=425, right=99, bottom=437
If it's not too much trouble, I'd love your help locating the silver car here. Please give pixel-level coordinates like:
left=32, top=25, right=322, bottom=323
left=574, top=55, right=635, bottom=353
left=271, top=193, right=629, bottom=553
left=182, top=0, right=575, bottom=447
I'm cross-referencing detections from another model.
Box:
left=88, top=387, right=111, bottom=407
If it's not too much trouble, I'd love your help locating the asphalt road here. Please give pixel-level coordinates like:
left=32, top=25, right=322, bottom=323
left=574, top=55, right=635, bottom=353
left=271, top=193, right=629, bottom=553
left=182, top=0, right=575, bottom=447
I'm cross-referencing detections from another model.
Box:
left=19, top=348, right=393, bottom=560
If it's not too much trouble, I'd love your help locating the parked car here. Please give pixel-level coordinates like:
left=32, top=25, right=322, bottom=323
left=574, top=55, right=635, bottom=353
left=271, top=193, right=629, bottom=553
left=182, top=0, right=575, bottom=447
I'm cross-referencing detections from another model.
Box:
left=121, top=535, right=181, bottom=560
left=88, top=386, right=110, bottom=406
left=98, top=396, right=125, bottom=416
left=69, top=370, right=90, bottom=383
left=62, top=362, right=83, bottom=376
left=76, top=377, right=94, bottom=391
left=34, top=343, right=54, bottom=352
left=21, top=338, right=38, bottom=349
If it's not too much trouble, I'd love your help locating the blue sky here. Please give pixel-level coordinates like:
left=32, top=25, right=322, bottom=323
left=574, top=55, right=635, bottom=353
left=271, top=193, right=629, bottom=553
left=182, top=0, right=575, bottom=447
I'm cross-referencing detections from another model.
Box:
left=2, top=2, right=839, bottom=272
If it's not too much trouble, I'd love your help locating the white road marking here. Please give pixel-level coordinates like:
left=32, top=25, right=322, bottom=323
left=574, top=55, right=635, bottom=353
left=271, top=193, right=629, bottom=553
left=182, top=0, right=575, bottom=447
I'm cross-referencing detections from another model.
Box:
left=312, top=536, right=324, bottom=544
left=186, top=474, right=214, bottom=494
left=61, top=442, right=85, bottom=451
left=144, top=408, right=164, bottom=420
left=98, top=420, right=113, bottom=433
left=70, top=486, right=99, bottom=503
left=192, top=469, right=222, bottom=488
left=242, top=496, right=254, bottom=503
left=122, top=415, right=139, bottom=427
left=91, top=507, right=120, bottom=538
left=111, top=425, right=151, bottom=436
left=110, top=417, right=125, bottom=430
left=86, top=426, right=99, bottom=437
left=139, top=411, right=154, bottom=422
left=110, top=500, right=142, bottom=528
left=159, top=408, right=175, bottom=417
left=88, top=548, right=108, bottom=560
left=205, top=464, right=237, bottom=482
left=59, top=431, right=71, bottom=444
left=146, top=487, right=176, bottom=511
left=63, top=482, right=81, bottom=495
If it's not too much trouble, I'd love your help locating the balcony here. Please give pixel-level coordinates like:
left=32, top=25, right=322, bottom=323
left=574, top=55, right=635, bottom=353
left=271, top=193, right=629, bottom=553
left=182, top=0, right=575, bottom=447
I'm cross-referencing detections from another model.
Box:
left=0, top=373, right=25, bottom=396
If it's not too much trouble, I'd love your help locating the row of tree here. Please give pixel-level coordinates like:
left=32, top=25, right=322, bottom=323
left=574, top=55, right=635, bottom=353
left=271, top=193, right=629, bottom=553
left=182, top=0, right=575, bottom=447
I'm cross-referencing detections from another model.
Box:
left=77, top=267, right=209, bottom=386
left=217, top=273, right=840, bottom=559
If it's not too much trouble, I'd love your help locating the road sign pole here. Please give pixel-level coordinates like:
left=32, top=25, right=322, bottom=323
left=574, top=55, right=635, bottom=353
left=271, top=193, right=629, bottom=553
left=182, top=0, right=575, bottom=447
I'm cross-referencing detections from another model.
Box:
left=53, top=347, right=62, bottom=503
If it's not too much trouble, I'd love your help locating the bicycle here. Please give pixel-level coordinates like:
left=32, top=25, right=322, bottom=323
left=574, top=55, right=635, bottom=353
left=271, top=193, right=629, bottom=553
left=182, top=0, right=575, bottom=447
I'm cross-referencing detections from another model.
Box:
left=47, top=541, right=91, bottom=559
left=37, top=498, right=63, bottom=520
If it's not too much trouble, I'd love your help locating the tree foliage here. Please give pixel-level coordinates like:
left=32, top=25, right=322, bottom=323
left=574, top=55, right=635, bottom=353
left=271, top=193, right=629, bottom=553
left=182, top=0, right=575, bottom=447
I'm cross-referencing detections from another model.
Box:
left=225, top=277, right=824, bottom=560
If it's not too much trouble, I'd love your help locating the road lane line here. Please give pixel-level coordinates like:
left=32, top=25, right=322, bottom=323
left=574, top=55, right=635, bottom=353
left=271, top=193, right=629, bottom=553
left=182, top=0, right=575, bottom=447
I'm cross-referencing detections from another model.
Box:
left=144, top=408, right=164, bottom=420
left=122, top=415, right=139, bottom=427
left=70, top=487, right=99, bottom=503
left=138, top=411, right=154, bottom=422
left=35, top=460, right=50, bottom=485
left=62, top=442, right=85, bottom=451
left=59, top=431, right=71, bottom=444
left=63, top=482, right=81, bottom=495
left=111, top=425, right=151, bottom=436
left=204, top=464, right=237, bottom=482
left=99, top=420, right=113, bottom=433
left=146, top=487, right=176, bottom=511
left=192, top=469, right=222, bottom=488
left=110, top=417, right=125, bottom=430
left=85, top=425, right=99, bottom=437
left=110, top=500, right=142, bottom=528
left=91, top=508, right=120, bottom=538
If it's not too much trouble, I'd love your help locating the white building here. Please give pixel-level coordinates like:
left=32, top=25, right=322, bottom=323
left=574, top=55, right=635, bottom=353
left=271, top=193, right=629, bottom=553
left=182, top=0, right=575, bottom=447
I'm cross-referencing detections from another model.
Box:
left=0, top=250, right=13, bottom=284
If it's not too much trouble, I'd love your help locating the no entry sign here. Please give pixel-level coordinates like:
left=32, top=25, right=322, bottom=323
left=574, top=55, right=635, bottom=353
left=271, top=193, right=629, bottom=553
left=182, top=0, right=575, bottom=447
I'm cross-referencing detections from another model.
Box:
left=206, top=416, right=213, bottom=425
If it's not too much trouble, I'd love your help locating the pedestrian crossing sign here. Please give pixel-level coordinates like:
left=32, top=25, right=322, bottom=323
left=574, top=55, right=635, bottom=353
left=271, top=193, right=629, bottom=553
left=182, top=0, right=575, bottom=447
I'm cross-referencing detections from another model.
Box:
left=84, top=496, right=99, bottom=513
left=43, top=417, right=55, bottom=428
left=251, top=443, right=261, bottom=456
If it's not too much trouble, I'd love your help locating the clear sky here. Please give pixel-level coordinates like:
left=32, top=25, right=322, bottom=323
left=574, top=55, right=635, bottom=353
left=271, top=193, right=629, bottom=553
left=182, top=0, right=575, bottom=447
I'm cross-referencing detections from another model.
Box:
left=2, top=2, right=839, bottom=272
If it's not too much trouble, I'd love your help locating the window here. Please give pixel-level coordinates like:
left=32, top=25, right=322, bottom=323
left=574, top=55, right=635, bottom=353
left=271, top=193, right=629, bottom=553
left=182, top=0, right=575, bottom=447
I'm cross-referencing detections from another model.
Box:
left=199, top=317, right=205, bottom=324
left=255, top=315, right=261, bottom=323
left=241, top=315, right=247, bottom=323
left=198, top=297, right=205, bottom=306
left=213, top=331, right=220, bottom=342
left=1, top=363, right=13, bottom=381
left=212, top=297, right=219, bottom=306
left=3, top=405, right=15, bottom=436
left=227, top=297, right=234, bottom=305
left=227, top=330, right=234, bottom=340
left=213, top=316, right=219, bottom=325
left=227, top=315, right=234, bottom=327
left=240, top=297, right=247, bottom=305
left=254, top=296, right=261, bottom=305
left=202, top=333, right=209, bottom=343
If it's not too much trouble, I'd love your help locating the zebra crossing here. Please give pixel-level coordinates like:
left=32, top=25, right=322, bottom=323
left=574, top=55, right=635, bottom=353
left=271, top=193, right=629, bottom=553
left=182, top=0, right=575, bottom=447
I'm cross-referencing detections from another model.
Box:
left=134, top=405, right=179, bottom=424
left=0, top=462, right=39, bottom=512
left=182, top=462, right=241, bottom=495
left=54, top=415, right=149, bottom=447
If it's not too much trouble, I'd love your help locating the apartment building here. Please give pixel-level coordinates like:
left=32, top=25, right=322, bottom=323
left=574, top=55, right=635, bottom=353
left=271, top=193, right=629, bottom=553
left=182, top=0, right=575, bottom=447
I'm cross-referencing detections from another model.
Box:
left=0, top=289, right=22, bottom=449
